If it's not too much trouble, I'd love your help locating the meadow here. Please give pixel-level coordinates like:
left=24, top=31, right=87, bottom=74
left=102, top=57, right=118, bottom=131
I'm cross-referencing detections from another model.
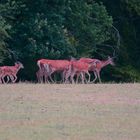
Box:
left=0, top=83, right=140, bottom=140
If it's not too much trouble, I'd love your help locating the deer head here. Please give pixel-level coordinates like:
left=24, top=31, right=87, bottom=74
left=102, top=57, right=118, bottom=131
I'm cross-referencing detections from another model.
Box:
left=15, top=62, right=24, bottom=69
left=107, top=56, right=115, bottom=66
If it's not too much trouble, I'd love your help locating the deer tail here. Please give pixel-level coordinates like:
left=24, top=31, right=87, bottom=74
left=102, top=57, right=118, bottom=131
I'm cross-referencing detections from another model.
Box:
left=37, top=60, right=42, bottom=70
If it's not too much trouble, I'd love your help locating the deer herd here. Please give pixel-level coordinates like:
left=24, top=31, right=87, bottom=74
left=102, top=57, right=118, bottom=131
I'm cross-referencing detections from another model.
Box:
left=0, top=56, right=115, bottom=84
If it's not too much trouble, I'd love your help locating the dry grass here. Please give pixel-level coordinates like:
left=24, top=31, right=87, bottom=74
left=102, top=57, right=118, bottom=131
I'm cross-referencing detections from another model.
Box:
left=0, top=83, right=140, bottom=140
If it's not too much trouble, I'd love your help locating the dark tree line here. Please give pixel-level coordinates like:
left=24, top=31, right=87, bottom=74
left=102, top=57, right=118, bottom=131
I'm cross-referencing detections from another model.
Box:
left=0, top=0, right=140, bottom=82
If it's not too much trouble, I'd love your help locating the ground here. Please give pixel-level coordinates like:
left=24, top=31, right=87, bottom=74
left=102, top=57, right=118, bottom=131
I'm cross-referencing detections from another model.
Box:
left=0, top=83, right=140, bottom=140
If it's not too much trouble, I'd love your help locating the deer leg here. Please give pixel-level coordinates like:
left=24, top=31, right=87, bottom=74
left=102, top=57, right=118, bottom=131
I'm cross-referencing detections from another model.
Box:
left=81, top=72, right=88, bottom=84
left=64, top=72, right=68, bottom=84
left=2, top=75, right=6, bottom=84
left=92, top=71, right=98, bottom=83
left=82, top=72, right=88, bottom=84
left=76, top=73, right=80, bottom=84
left=41, top=74, right=44, bottom=83
left=81, top=73, right=85, bottom=84
left=78, top=72, right=84, bottom=84
left=41, top=71, right=44, bottom=83
left=79, top=72, right=85, bottom=84
left=45, top=71, right=53, bottom=84
left=43, top=64, right=54, bottom=83
left=50, top=76, right=54, bottom=83
left=64, top=65, right=72, bottom=84
left=64, top=70, right=71, bottom=84
left=48, top=73, right=54, bottom=83
left=63, top=69, right=70, bottom=83
left=46, top=70, right=54, bottom=83
left=39, top=74, right=42, bottom=83
left=47, top=69, right=55, bottom=83
left=5, top=76, right=10, bottom=83
left=44, top=73, right=47, bottom=83
left=36, top=70, right=43, bottom=83
left=96, top=71, right=101, bottom=83
left=44, top=73, right=50, bottom=83
left=86, top=71, right=90, bottom=83
left=63, top=70, right=69, bottom=83
left=0, top=79, right=3, bottom=84
left=0, top=78, right=2, bottom=84
left=12, top=75, right=17, bottom=83
left=61, top=71, right=64, bottom=83
left=0, top=75, right=2, bottom=84
left=70, top=72, right=75, bottom=84
left=6, top=75, right=14, bottom=83
left=36, top=71, right=40, bottom=83
left=10, top=75, right=15, bottom=83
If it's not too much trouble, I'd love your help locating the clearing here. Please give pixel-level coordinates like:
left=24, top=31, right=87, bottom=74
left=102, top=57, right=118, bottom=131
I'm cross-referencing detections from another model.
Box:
left=0, top=83, right=140, bottom=140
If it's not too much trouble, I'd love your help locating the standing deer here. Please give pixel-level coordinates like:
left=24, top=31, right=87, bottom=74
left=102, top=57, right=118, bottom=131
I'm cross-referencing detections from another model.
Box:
left=0, top=62, right=24, bottom=83
left=65, top=60, right=96, bottom=84
left=36, top=62, right=53, bottom=83
left=37, top=59, right=71, bottom=83
left=79, top=56, right=115, bottom=83
left=0, top=67, right=16, bottom=83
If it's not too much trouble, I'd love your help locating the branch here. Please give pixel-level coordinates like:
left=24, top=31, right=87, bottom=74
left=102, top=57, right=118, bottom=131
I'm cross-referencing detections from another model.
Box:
left=96, top=44, right=117, bottom=57
left=112, top=25, right=121, bottom=48
left=7, top=48, right=18, bottom=61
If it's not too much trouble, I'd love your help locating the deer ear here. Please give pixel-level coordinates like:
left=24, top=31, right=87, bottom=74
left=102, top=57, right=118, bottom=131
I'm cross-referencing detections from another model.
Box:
left=16, top=61, right=22, bottom=64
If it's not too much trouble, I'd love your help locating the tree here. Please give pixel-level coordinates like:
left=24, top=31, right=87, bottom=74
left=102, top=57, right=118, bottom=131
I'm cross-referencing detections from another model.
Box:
left=0, top=17, right=9, bottom=63
left=122, top=0, right=140, bottom=15
left=1, top=0, right=114, bottom=80
left=100, top=0, right=140, bottom=82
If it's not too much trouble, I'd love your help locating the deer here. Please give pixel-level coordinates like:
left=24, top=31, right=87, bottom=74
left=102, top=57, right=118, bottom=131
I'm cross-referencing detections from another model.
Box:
left=65, top=60, right=96, bottom=84
left=36, top=65, right=49, bottom=83
left=36, top=69, right=44, bottom=83
left=79, top=56, right=115, bottom=83
left=37, top=59, right=71, bottom=83
left=0, top=62, right=24, bottom=83
left=0, top=67, right=14, bottom=83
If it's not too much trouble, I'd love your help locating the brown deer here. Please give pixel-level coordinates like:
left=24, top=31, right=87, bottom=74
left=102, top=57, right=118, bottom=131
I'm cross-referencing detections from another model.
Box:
left=0, top=62, right=24, bottom=83
left=79, top=56, right=115, bottom=83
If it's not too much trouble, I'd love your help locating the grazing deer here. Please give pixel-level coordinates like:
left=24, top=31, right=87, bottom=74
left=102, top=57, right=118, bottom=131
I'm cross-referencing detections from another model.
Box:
left=79, top=56, right=115, bottom=83
left=0, top=62, right=24, bottom=83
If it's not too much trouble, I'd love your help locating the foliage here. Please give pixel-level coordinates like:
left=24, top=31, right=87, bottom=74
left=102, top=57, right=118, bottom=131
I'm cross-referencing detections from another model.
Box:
left=100, top=0, right=140, bottom=82
left=0, top=16, right=11, bottom=63
left=122, top=0, right=140, bottom=15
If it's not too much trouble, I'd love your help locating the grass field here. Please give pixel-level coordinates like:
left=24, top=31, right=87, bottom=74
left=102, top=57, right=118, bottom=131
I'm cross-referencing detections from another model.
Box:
left=0, top=83, right=140, bottom=140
